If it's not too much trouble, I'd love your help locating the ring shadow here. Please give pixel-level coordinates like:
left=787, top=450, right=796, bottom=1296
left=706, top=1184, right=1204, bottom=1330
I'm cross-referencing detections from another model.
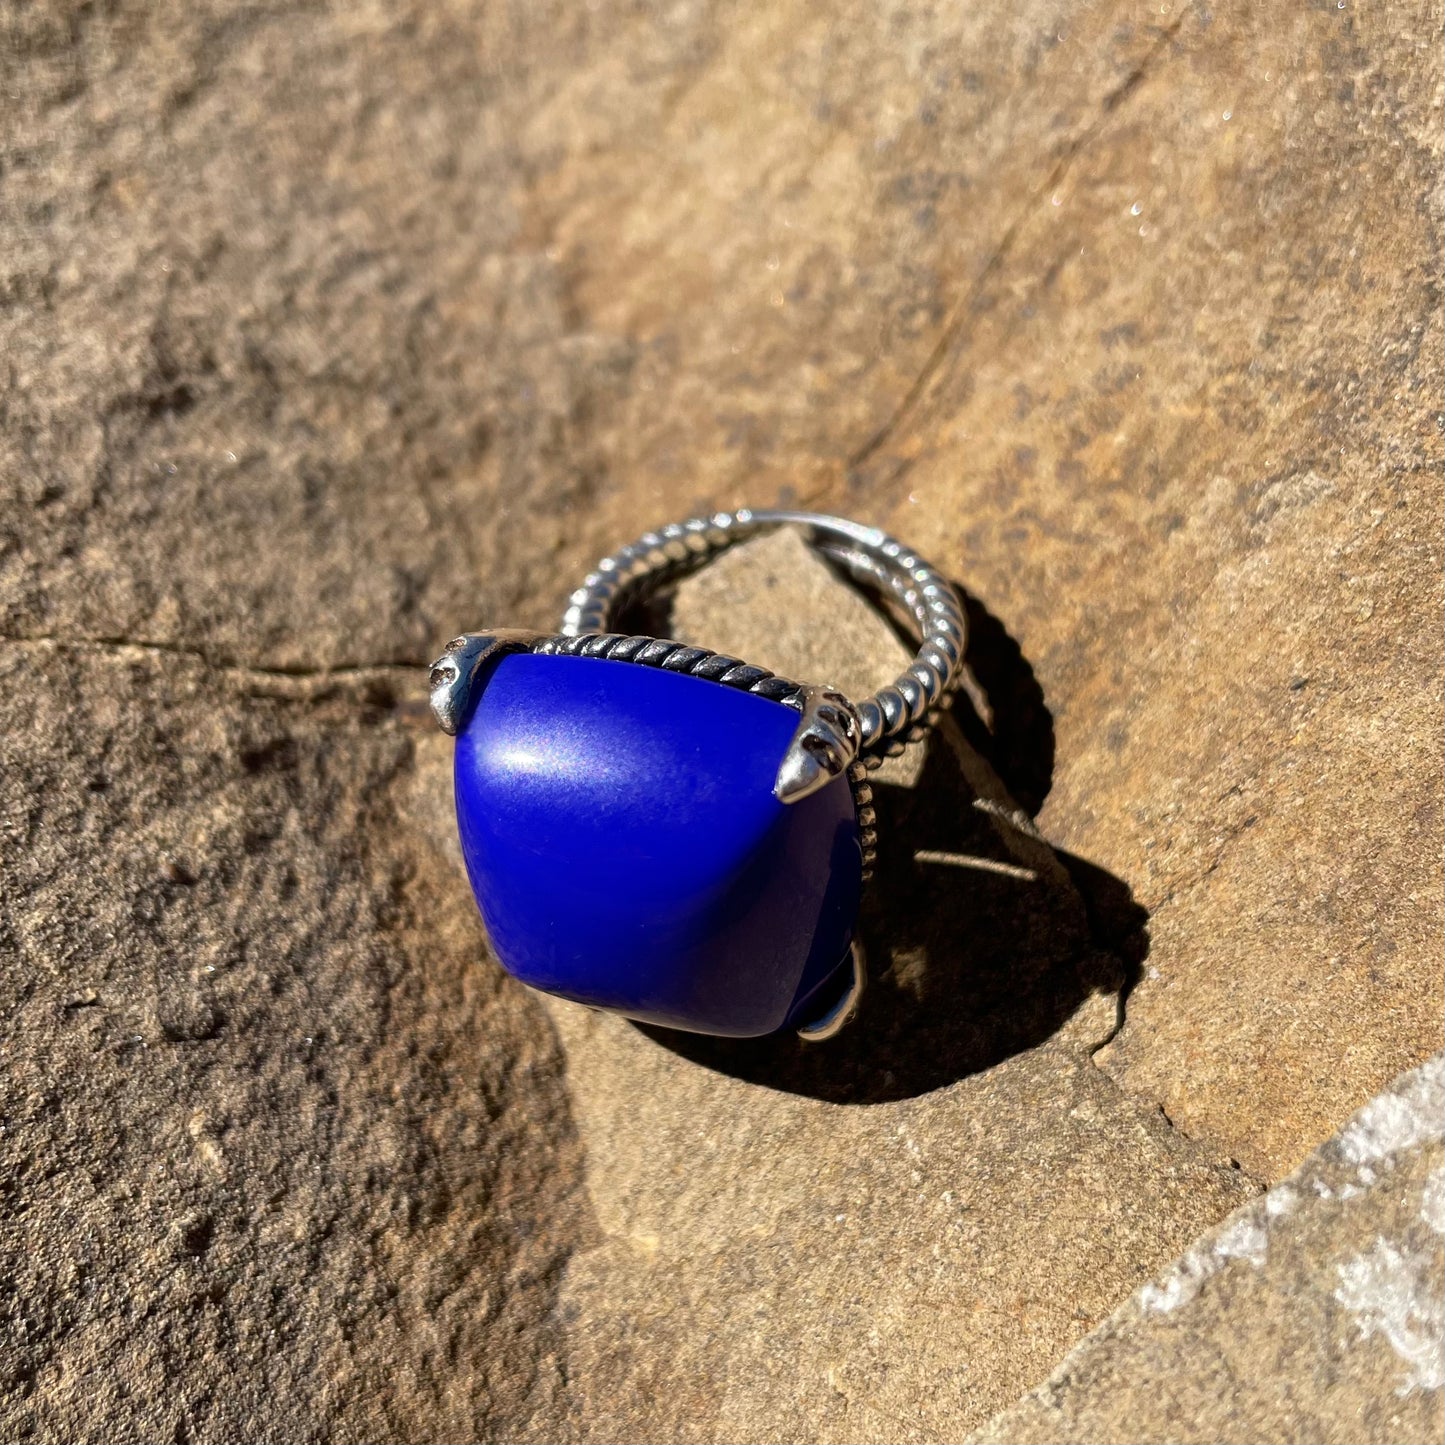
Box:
left=635, top=586, right=1149, bottom=1104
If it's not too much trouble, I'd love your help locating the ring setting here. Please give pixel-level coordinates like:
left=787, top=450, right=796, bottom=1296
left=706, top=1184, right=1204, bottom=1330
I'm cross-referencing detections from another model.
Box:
left=429, top=509, right=965, bottom=1041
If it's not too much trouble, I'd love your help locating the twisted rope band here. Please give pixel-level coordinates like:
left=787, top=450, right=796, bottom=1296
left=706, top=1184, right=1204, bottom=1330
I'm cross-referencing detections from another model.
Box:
left=562, top=508, right=966, bottom=762
left=533, top=630, right=804, bottom=704
left=432, top=513, right=960, bottom=884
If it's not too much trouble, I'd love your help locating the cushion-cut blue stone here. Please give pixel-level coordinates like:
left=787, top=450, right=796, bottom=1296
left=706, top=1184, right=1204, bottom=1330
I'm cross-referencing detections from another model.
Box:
left=453, top=652, right=861, bottom=1036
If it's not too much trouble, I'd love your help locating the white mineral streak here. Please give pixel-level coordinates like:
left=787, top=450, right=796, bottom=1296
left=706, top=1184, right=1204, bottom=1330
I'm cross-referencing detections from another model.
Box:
left=1139, top=1057, right=1445, bottom=1322
left=1330, top=1063, right=1445, bottom=1395
left=1213, top=1214, right=1269, bottom=1266
left=1138, top=1251, right=1216, bottom=1315
left=1265, top=1184, right=1299, bottom=1219
left=1334, top=1236, right=1445, bottom=1394
left=1338, top=1056, right=1445, bottom=1170
left=1138, top=1208, right=1273, bottom=1314
left=1420, top=1163, right=1445, bottom=1237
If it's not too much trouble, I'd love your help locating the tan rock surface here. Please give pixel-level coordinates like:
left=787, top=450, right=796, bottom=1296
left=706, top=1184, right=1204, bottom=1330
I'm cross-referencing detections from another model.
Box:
left=832, top=3, right=1445, bottom=1179
left=1, top=0, right=1439, bottom=1441
left=0, top=644, right=589, bottom=1442
left=971, top=1055, right=1445, bottom=1445
left=523, top=0, right=1445, bottom=1182
left=556, top=1017, right=1258, bottom=1445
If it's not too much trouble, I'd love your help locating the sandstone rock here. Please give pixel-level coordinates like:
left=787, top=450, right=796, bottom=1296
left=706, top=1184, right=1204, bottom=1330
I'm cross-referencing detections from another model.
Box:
left=971, top=1054, right=1445, bottom=1445
left=525, top=0, right=1445, bottom=1184
left=554, top=1016, right=1258, bottom=1445
left=0, top=643, right=589, bottom=1442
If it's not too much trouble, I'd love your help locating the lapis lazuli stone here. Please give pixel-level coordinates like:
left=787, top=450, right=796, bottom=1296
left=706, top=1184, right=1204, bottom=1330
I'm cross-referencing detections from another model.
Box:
left=453, top=652, right=861, bottom=1037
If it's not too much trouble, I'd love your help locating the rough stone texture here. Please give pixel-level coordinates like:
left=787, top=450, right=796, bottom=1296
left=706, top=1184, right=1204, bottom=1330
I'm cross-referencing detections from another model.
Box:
left=551, top=1023, right=1256, bottom=1445
left=829, top=4, right=1445, bottom=1181
left=1, top=0, right=1440, bottom=1441
left=0, top=643, right=591, bottom=1443
left=0, top=1, right=618, bottom=668
left=971, top=1055, right=1445, bottom=1445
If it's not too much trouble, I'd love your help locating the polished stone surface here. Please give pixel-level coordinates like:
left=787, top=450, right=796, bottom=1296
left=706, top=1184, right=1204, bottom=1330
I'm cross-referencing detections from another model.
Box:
left=454, top=652, right=860, bottom=1036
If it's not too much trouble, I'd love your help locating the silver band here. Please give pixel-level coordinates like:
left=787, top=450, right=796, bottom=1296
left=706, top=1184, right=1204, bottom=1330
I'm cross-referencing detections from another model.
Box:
left=562, top=508, right=967, bottom=763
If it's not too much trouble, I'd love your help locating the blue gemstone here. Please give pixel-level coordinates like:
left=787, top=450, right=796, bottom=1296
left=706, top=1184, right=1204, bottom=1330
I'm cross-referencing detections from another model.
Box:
left=453, top=652, right=861, bottom=1036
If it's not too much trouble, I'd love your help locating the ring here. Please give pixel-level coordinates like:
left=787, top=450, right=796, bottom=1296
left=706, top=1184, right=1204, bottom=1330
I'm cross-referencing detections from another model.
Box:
left=428, top=509, right=966, bottom=1041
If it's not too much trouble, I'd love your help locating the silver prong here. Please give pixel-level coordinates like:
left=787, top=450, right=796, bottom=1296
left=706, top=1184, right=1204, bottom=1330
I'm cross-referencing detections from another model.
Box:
left=796, top=936, right=866, bottom=1043
left=774, top=685, right=861, bottom=804
left=428, top=630, right=546, bottom=735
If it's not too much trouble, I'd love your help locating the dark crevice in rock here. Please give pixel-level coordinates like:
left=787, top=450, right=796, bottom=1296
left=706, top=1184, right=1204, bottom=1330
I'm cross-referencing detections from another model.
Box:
left=0, top=633, right=425, bottom=685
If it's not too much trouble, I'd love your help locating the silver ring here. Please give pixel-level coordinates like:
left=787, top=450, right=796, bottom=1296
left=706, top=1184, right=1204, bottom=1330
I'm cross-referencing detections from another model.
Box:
left=428, top=508, right=965, bottom=1042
